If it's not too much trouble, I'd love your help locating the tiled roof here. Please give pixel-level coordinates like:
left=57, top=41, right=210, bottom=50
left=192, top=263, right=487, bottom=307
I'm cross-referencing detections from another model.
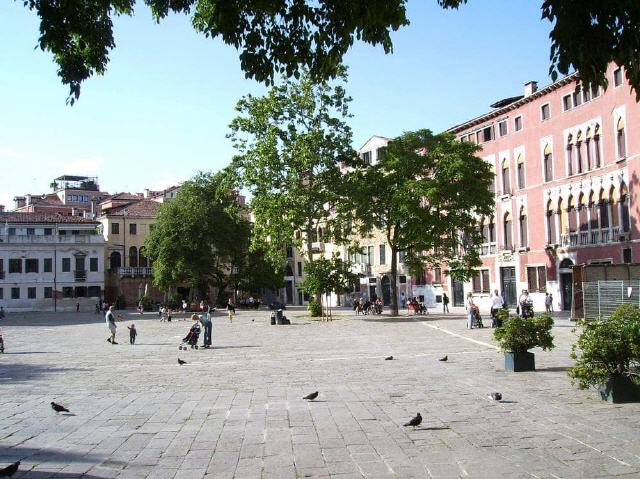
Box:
left=102, top=199, right=161, bottom=218
left=0, top=212, right=99, bottom=224
left=101, top=192, right=143, bottom=203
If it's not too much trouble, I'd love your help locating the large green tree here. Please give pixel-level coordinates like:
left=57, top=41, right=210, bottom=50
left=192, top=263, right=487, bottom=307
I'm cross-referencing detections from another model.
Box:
left=145, top=171, right=254, bottom=303
left=343, top=129, right=494, bottom=316
left=19, top=0, right=640, bottom=103
left=228, top=70, right=353, bottom=276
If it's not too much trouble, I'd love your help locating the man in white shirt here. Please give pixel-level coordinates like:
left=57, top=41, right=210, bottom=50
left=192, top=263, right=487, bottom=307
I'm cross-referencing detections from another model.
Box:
left=490, top=290, right=504, bottom=327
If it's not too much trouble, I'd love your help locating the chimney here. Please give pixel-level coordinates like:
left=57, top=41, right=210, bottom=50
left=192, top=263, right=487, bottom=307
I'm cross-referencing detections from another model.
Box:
left=0, top=205, right=4, bottom=213
left=71, top=207, right=77, bottom=216
left=144, top=188, right=150, bottom=198
left=25, top=194, right=32, bottom=206
left=14, top=196, right=26, bottom=209
left=524, top=81, right=538, bottom=97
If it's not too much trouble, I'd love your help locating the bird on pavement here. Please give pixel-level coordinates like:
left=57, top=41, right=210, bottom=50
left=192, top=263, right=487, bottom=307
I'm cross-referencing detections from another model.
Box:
left=403, top=413, right=422, bottom=428
left=0, top=461, right=20, bottom=477
left=439, top=355, right=448, bottom=362
left=178, top=358, right=187, bottom=365
left=51, top=402, right=69, bottom=413
left=489, top=392, right=502, bottom=401
left=385, top=356, right=394, bottom=360
left=303, top=391, right=318, bottom=401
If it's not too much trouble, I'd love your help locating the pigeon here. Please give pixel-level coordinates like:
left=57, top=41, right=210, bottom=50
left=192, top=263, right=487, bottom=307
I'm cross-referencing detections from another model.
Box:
left=178, top=358, right=187, bottom=365
left=385, top=356, right=394, bottom=361
left=439, top=355, right=448, bottom=362
left=0, top=461, right=19, bottom=477
left=403, top=413, right=422, bottom=428
left=51, top=401, right=69, bottom=413
left=489, top=392, right=502, bottom=401
left=303, top=391, right=319, bottom=401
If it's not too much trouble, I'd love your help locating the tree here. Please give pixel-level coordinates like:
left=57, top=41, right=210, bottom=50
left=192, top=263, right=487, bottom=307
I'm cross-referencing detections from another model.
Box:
left=342, top=129, right=494, bottom=316
left=228, top=70, right=354, bottom=291
left=145, top=171, right=252, bottom=303
left=20, top=1, right=640, bottom=103
left=229, top=249, right=285, bottom=301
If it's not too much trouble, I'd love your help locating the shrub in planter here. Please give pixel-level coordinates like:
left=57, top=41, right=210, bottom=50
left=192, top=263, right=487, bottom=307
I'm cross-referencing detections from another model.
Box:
left=568, top=304, right=640, bottom=403
left=494, top=314, right=554, bottom=371
left=307, top=299, right=322, bottom=317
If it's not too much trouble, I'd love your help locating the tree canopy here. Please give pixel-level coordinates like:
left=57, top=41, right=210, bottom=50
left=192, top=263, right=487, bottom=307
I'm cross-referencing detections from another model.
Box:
left=20, top=0, right=640, bottom=103
left=342, top=129, right=494, bottom=315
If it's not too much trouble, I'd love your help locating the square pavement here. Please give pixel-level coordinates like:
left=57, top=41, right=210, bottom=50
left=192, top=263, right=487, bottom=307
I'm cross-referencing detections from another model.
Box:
left=0, top=307, right=638, bottom=478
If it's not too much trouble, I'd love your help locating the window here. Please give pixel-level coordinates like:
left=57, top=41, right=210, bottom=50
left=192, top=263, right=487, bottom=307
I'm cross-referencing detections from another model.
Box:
left=398, top=250, right=406, bottom=263
left=129, top=223, right=137, bottom=235
left=111, top=223, right=120, bottom=235
left=88, top=286, right=101, bottom=297
left=376, top=147, right=387, bottom=160
left=434, top=267, right=442, bottom=284
left=0, top=289, right=3, bottom=300
left=503, top=212, right=513, bottom=250
left=26, top=228, right=35, bottom=236
left=75, top=286, right=87, bottom=297
left=90, top=258, right=99, bottom=272
left=11, top=287, right=20, bottom=299
left=516, top=155, right=525, bottom=189
left=572, top=89, right=582, bottom=107
left=566, top=143, right=573, bottom=176
left=543, top=146, right=553, bottom=182
left=514, top=116, right=523, bottom=132
left=0, top=259, right=3, bottom=273
left=109, top=252, right=121, bottom=269
left=28, top=287, right=36, bottom=299
left=472, top=270, right=490, bottom=293
left=7, top=227, right=15, bottom=236
left=501, top=158, right=510, bottom=195
left=9, top=259, right=22, bottom=274
left=519, top=208, right=528, bottom=248
left=613, top=67, right=622, bottom=87
left=498, top=120, right=508, bottom=137
left=379, top=244, right=386, bottom=265
left=44, top=228, right=53, bottom=235
left=362, top=151, right=371, bottom=164
left=129, top=246, right=138, bottom=268
left=62, top=287, right=74, bottom=298
left=297, top=261, right=302, bottom=277
left=582, top=86, right=591, bottom=103
left=617, top=118, right=626, bottom=158
left=540, top=103, right=550, bottom=120
left=44, top=287, right=53, bottom=299
left=367, top=246, right=374, bottom=265
left=563, top=94, right=572, bottom=111
left=25, top=259, right=38, bottom=273
left=399, top=275, right=407, bottom=284
left=527, top=266, right=547, bottom=293
left=623, top=248, right=632, bottom=264
left=594, top=132, right=601, bottom=167
left=62, top=258, right=71, bottom=272
left=285, top=245, right=293, bottom=258
left=481, top=125, right=494, bottom=142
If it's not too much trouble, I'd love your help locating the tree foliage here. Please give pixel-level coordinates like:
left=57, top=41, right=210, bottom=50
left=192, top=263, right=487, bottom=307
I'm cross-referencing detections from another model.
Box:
left=301, top=253, right=358, bottom=319
left=342, top=129, right=494, bottom=315
left=20, top=0, right=640, bottom=103
left=144, top=171, right=255, bottom=300
left=228, top=70, right=354, bottom=267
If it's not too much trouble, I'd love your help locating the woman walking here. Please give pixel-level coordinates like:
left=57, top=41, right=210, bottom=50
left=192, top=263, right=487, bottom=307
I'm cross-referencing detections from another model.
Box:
left=466, top=292, right=475, bottom=329
left=226, top=298, right=235, bottom=323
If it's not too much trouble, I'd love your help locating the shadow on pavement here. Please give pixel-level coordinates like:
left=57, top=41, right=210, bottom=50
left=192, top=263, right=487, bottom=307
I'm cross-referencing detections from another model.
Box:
left=537, top=366, right=572, bottom=372
left=0, top=363, right=94, bottom=383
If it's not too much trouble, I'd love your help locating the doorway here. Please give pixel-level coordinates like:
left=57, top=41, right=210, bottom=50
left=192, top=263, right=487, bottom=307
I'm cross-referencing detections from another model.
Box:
left=285, top=281, right=293, bottom=305
left=452, top=278, right=464, bottom=307
left=500, top=267, right=517, bottom=306
left=381, top=276, right=391, bottom=306
left=559, top=258, right=574, bottom=311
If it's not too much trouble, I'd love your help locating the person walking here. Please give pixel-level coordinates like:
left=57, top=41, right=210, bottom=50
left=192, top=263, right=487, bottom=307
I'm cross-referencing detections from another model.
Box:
left=442, top=293, right=449, bottom=313
left=490, top=290, right=504, bottom=327
left=548, top=293, right=554, bottom=312
left=227, top=298, right=235, bottom=323
left=200, top=305, right=212, bottom=348
left=127, top=324, right=137, bottom=344
left=105, top=306, right=119, bottom=344
left=466, top=292, right=475, bottom=329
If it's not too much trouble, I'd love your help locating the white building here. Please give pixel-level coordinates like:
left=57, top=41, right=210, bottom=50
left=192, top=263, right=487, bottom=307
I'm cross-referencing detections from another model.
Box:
left=0, top=213, right=105, bottom=312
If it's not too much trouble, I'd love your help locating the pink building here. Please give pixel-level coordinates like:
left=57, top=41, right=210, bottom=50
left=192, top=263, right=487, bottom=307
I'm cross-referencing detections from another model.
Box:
left=446, top=65, right=637, bottom=313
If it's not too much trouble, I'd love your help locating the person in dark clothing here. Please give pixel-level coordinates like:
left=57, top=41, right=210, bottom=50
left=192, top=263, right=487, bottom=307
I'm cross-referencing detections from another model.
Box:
left=127, top=324, right=137, bottom=344
left=442, top=293, right=450, bottom=313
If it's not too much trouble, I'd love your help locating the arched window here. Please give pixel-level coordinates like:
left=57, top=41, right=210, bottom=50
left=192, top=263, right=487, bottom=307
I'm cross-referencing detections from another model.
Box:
left=489, top=165, right=496, bottom=195
left=620, top=184, right=630, bottom=232
left=588, top=191, right=598, bottom=231
left=593, top=124, right=601, bottom=167
left=129, top=246, right=138, bottom=268
left=617, top=117, right=627, bottom=158
left=482, top=216, right=491, bottom=243
left=285, top=263, right=294, bottom=276
left=578, top=193, right=588, bottom=231
left=503, top=211, right=513, bottom=250
left=139, top=246, right=148, bottom=267
left=502, top=158, right=510, bottom=195
left=610, top=187, right=619, bottom=228
left=559, top=197, right=568, bottom=235
left=546, top=200, right=556, bottom=244
left=599, top=189, right=609, bottom=229
left=519, top=206, right=528, bottom=248
left=566, top=134, right=574, bottom=176
left=543, top=144, right=553, bottom=182
left=585, top=128, right=592, bottom=170
left=568, top=195, right=577, bottom=233
left=516, top=154, right=525, bottom=189
left=560, top=258, right=574, bottom=269
left=317, top=227, right=323, bottom=242
left=576, top=131, right=583, bottom=173
left=109, top=251, right=121, bottom=269
left=488, top=215, right=495, bottom=243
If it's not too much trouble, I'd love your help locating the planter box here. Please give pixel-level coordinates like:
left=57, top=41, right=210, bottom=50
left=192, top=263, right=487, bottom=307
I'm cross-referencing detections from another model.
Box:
left=598, top=376, right=640, bottom=403
left=504, top=351, right=535, bottom=372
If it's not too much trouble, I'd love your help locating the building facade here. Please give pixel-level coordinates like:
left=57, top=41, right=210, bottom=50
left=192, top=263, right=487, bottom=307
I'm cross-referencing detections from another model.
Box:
left=446, top=64, right=638, bottom=314
left=0, top=213, right=105, bottom=311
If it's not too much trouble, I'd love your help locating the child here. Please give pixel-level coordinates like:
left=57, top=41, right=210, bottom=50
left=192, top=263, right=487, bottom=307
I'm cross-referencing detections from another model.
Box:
left=227, top=298, right=235, bottom=323
left=127, top=324, right=137, bottom=345
left=0, top=328, right=4, bottom=353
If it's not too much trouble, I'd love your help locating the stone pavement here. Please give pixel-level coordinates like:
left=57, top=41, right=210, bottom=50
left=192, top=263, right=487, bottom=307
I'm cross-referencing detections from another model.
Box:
left=0, top=307, right=639, bottom=478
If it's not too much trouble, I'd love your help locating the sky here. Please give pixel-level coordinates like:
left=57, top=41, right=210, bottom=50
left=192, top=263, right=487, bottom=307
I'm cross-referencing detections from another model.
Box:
left=0, top=1, right=553, bottom=209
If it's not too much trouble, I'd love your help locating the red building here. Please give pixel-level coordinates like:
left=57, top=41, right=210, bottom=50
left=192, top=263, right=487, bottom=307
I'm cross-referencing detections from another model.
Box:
left=446, top=65, right=637, bottom=313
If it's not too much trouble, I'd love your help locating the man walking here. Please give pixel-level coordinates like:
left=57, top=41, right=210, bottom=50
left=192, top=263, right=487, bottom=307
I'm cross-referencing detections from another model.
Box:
left=442, top=293, right=449, bottom=313
left=105, top=306, right=119, bottom=344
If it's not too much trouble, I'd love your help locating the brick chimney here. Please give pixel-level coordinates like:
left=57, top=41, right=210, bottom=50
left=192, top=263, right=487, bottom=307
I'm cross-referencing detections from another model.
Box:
left=14, top=196, right=26, bottom=209
left=0, top=205, right=5, bottom=213
left=524, top=81, right=538, bottom=97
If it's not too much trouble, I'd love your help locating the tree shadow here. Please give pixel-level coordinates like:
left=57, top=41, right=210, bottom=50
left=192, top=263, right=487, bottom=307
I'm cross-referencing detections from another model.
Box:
left=0, top=363, right=94, bottom=383
left=537, top=366, right=571, bottom=372
left=212, top=345, right=262, bottom=349
left=359, top=316, right=431, bottom=323
left=416, top=426, right=450, bottom=431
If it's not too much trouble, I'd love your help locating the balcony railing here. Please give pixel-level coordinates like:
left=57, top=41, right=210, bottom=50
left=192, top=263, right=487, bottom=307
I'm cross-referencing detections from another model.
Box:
left=0, top=234, right=103, bottom=244
left=479, top=243, right=497, bottom=255
left=560, top=227, right=626, bottom=247
left=118, top=267, right=153, bottom=277
left=311, top=241, right=325, bottom=252
left=350, top=263, right=371, bottom=275
left=74, top=269, right=87, bottom=282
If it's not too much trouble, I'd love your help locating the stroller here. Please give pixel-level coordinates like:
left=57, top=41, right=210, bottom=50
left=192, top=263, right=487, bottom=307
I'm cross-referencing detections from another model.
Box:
left=471, top=305, right=484, bottom=328
left=179, top=323, right=201, bottom=350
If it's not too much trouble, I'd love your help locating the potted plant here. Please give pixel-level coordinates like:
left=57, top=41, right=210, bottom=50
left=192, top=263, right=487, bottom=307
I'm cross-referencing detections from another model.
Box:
left=568, top=304, right=640, bottom=403
left=494, top=313, right=554, bottom=371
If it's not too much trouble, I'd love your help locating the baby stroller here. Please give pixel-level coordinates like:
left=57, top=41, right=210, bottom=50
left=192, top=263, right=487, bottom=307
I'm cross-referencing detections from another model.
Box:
left=471, top=305, right=484, bottom=328
left=179, top=323, right=201, bottom=350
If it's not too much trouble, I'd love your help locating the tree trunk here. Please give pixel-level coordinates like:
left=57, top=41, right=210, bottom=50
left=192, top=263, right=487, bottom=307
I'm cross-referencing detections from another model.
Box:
left=390, top=245, right=399, bottom=316
left=305, top=221, right=322, bottom=307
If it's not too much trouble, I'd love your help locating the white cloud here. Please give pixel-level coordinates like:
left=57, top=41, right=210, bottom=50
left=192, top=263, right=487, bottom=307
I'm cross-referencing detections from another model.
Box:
left=62, top=156, right=105, bottom=175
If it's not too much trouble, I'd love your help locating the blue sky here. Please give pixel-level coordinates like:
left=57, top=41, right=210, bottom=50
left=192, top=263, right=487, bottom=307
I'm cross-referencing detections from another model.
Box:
left=0, top=1, right=553, bottom=208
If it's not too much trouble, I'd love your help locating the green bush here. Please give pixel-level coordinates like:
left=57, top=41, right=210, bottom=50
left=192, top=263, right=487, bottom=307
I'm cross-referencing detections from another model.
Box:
left=307, top=299, right=322, bottom=317
left=568, top=304, right=640, bottom=389
left=494, top=314, right=555, bottom=353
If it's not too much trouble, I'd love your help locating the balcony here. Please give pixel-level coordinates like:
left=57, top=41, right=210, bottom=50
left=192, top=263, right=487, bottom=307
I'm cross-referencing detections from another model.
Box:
left=74, top=269, right=87, bottom=282
left=560, top=227, right=626, bottom=248
left=118, top=267, right=153, bottom=278
left=350, top=263, right=371, bottom=275
left=311, top=242, right=325, bottom=253
left=479, top=243, right=497, bottom=256
left=0, top=234, right=103, bottom=244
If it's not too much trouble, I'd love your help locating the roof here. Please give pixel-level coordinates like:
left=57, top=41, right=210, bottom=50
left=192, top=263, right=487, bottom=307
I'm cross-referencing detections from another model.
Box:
left=489, top=95, right=524, bottom=109
left=0, top=212, right=99, bottom=224
left=101, top=199, right=161, bottom=218
left=100, top=193, right=143, bottom=203
left=447, top=72, right=579, bottom=134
